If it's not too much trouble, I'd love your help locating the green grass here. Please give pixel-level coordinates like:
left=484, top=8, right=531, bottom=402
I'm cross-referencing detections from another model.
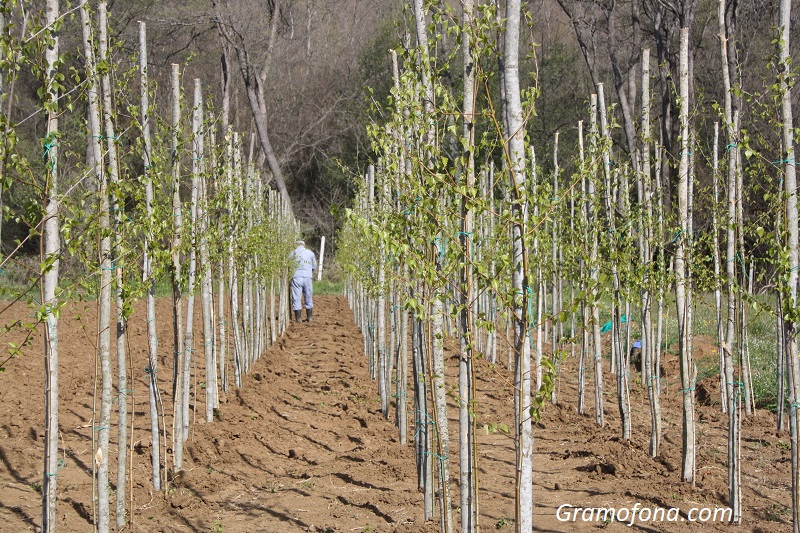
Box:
left=556, top=284, right=782, bottom=411
left=0, top=256, right=42, bottom=301
left=626, top=291, right=780, bottom=411
left=687, top=292, right=780, bottom=411
left=314, top=279, right=343, bottom=295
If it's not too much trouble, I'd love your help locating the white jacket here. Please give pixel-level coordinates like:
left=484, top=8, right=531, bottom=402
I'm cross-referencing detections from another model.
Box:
left=290, top=245, right=317, bottom=278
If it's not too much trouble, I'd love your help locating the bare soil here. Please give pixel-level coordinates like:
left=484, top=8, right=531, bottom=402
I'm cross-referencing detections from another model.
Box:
left=0, top=295, right=792, bottom=532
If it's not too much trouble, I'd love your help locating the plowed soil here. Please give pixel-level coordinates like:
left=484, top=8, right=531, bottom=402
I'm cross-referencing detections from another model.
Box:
left=0, top=294, right=792, bottom=532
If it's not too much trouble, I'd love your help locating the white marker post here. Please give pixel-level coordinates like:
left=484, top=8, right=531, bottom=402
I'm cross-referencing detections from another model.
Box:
left=317, top=236, right=326, bottom=281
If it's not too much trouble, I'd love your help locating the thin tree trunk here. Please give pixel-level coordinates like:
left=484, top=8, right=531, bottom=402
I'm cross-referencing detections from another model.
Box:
left=138, top=20, right=162, bottom=492
left=376, top=165, right=388, bottom=420
left=98, top=6, right=129, bottom=524
left=390, top=49, right=409, bottom=448
left=200, top=126, right=216, bottom=422
left=503, top=1, right=533, bottom=531
left=589, top=94, right=605, bottom=429
left=675, top=27, right=695, bottom=485
left=180, top=79, right=203, bottom=446
left=577, top=121, right=587, bottom=416
left=79, top=2, right=109, bottom=527
left=412, top=313, right=434, bottom=520
left=598, top=83, right=629, bottom=440
left=778, top=0, right=800, bottom=529
left=230, top=133, right=243, bottom=389
left=551, top=132, right=561, bottom=404
left=41, top=1, right=60, bottom=529
left=777, top=289, right=786, bottom=432
left=655, top=145, right=665, bottom=400
left=0, top=9, right=5, bottom=256
left=459, top=1, right=477, bottom=528
left=638, top=49, right=656, bottom=456
left=412, top=1, right=452, bottom=529
left=170, top=63, right=185, bottom=472
left=216, top=22, right=233, bottom=394
left=219, top=128, right=232, bottom=393
left=719, top=0, right=741, bottom=518
left=711, top=122, right=727, bottom=413
left=270, top=275, right=276, bottom=345
left=397, top=297, right=408, bottom=446
left=217, top=206, right=228, bottom=394
left=532, top=148, right=544, bottom=395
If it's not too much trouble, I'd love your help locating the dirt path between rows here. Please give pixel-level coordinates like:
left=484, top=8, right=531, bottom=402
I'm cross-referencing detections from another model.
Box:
left=0, top=294, right=793, bottom=532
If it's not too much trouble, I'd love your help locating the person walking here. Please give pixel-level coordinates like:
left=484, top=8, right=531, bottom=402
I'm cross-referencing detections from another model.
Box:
left=290, top=239, right=317, bottom=322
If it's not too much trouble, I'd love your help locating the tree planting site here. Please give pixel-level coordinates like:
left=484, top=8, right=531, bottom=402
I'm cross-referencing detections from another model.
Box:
left=0, top=1, right=799, bottom=532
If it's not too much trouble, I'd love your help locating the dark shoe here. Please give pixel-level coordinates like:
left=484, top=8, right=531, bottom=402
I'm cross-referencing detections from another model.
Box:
left=294, top=310, right=302, bottom=322
left=305, top=309, right=313, bottom=322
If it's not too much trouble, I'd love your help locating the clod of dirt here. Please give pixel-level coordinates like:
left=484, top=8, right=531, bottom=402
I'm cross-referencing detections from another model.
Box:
left=577, top=462, right=618, bottom=476
left=254, top=372, right=263, bottom=381
left=562, top=449, right=592, bottom=459
left=289, top=449, right=297, bottom=458
left=695, top=377, right=719, bottom=406
left=171, top=469, right=185, bottom=486
left=169, top=493, right=192, bottom=509
left=133, top=441, right=147, bottom=455
left=656, top=456, right=678, bottom=472
left=554, top=482, right=561, bottom=490
left=595, top=462, right=618, bottom=476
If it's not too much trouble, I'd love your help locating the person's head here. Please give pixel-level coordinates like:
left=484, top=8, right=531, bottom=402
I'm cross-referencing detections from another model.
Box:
left=296, top=239, right=305, bottom=247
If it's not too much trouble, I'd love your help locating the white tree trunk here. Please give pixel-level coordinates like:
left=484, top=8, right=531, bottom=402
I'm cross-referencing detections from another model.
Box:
left=551, top=132, right=561, bottom=405
left=200, top=133, right=217, bottom=422
left=778, top=1, right=800, bottom=529
left=411, top=313, right=434, bottom=519
left=675, top=27, right=696, bottom=485
left=230, top=133, right=244, bottom=388
left=719, top=0, right=741, bottom=519
left=170, top=63, right=186, bottom=472
left=459, top=1, right=477, bottom=529
left=588, top=94, right=605, bottom=429
left=411, top=1, right=452, bottom=529
left=639, top=49, right=662, bottom=457
left=711, top=122, right=727, bottom=413
left=98, top=6, right=129, bottom=525
left=374, top=163, right=388, bottom=419
left=42, top=1, right=60, bottom=529
left=80, top=1, right=110, bottom=528
left=181, top=79, right=203, bottom=445
left=577, top=122, right=587, bottom=416
left=503, top=1, right=533, bottom=531
left=138, top=20, right=162, bottom=492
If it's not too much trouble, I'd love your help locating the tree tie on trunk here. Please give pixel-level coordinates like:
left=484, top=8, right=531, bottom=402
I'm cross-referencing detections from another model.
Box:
left=414, top=410, right=437, bottom=441
left=46, top=459, right=66, bottom=478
